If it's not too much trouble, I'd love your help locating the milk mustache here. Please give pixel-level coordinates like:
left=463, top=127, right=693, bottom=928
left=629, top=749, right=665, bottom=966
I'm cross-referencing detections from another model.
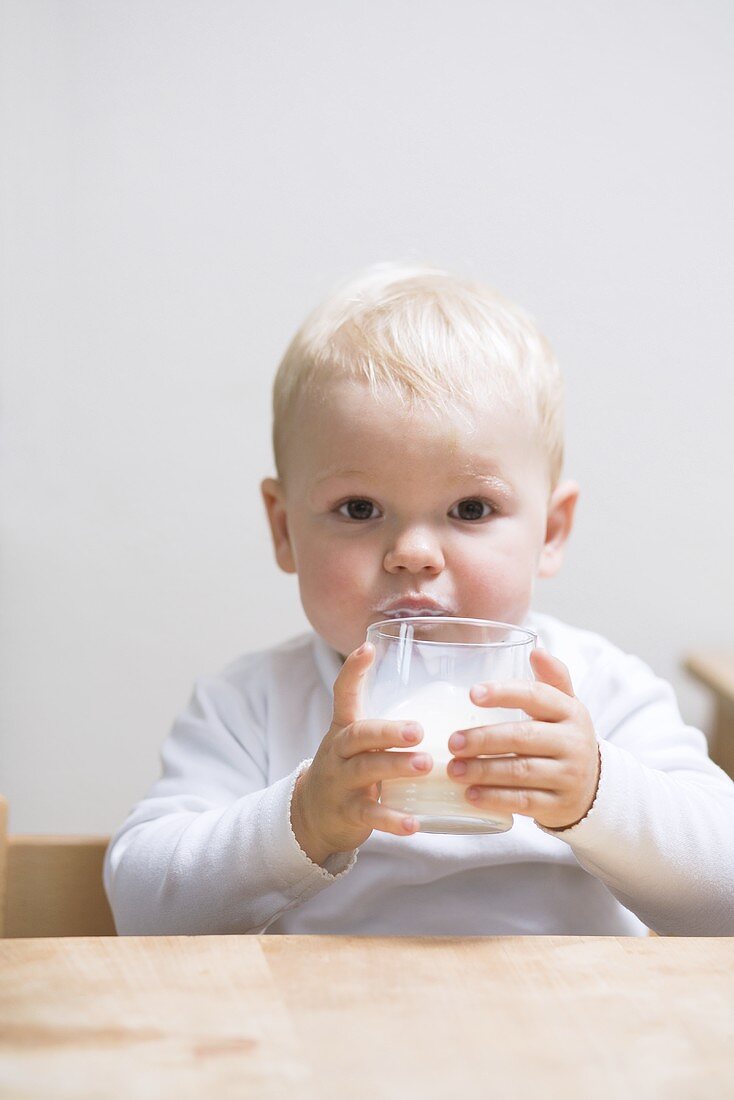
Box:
left=379, top=678, right=516, bottom=833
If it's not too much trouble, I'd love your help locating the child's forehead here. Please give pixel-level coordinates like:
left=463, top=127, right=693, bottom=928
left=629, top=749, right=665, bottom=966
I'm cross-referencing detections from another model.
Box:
left=301, top=378, right=530, bottom=450
left=295, top=378, right=542, bottom=485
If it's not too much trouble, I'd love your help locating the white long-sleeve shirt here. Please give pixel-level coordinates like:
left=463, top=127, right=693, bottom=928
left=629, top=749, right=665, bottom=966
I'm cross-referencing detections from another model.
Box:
left=103, top=611, right=734, bottom=936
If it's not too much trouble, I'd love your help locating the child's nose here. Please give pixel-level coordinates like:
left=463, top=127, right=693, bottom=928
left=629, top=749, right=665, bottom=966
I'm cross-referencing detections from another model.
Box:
left=383, top=528, right=445, bottom=574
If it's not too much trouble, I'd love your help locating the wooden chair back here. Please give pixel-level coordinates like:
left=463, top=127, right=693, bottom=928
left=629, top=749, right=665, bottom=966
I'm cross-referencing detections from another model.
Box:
left=0, top=799, right=116, bottom=937
left=0, top=797, right=7, bottom=936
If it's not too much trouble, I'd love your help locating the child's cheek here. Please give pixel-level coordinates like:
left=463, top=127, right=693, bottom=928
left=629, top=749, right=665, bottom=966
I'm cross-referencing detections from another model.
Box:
left=465, top=545, right=536, bottom=621
left=320, top=555, right=366, bottom=607
left=297, top=543, right=373, bottom=633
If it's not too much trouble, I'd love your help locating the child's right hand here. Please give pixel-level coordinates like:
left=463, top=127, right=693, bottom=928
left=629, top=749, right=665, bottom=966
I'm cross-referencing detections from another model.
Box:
left=290, top=641, right=432, bottom=865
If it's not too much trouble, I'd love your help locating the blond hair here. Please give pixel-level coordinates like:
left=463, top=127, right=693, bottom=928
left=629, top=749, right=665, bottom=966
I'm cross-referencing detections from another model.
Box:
left=271, top=262, right=564, bottom=489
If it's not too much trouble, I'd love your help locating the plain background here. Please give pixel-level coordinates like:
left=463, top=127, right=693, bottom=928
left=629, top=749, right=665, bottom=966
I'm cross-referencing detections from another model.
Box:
left=2, top=1, right=732, bottom=833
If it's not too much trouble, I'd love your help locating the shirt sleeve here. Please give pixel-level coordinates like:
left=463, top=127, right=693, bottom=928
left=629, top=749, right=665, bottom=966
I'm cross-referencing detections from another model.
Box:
left=103, top=673, right=358, bottom=935
left=539, top=649, right=734, bottom=935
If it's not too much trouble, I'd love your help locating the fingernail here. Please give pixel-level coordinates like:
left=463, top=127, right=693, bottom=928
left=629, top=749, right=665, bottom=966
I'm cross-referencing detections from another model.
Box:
left=472, top=684, right=491, bottom=701
left=402, top=723, right=422, bottom=742
left=451, top=760, right=467, bottom=776
left=450, top=732, right=467, bottom=751
left=411, top=753, right=431, bottom=771
left=467, top=787, right=480, bottom=801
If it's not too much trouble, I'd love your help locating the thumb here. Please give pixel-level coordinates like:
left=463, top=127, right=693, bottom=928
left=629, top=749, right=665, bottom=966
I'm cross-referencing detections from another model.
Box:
left=331, top=642, right=375, bottom=729
left=530, top=647, right=575, bottom=698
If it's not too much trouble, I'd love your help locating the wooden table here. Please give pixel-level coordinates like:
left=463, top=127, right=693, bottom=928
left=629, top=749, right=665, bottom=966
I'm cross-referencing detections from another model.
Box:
left=685, top=652, right=734, bottom=779
left=2, top=936, right=734, bottom=1098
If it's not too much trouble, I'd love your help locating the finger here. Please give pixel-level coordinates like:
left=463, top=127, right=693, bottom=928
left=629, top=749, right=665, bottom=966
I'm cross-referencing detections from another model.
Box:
left=463, top=784, right=558, bottom=819
left=468, top=678, right=572, bottom=721
left=448, top=720, right=559, bottom=758
left=331, top=642, right=375, bottom=729
left=530, top=648, right=575, bottom=697
left=358, top=798, right=421, bottom=836
left=344, top=748, right=433, bottom=790
left=447, top=753, right=563, bottom=790
left=337, top=718, right=424, bottom=759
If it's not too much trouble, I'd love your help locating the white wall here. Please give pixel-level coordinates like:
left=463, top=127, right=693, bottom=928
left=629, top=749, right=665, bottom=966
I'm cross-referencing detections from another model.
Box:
left=2, top=0, right=732, bottom=833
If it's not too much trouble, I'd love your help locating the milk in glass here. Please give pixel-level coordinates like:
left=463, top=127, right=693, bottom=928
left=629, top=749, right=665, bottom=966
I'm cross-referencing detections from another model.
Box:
left=378, top=678, right=516, bottom=833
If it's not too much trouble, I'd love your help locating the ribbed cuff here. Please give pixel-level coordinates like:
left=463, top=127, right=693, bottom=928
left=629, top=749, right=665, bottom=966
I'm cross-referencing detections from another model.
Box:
left=283, top=759, right=359, bottom=881
left=537, top=739, right=608, bottom=842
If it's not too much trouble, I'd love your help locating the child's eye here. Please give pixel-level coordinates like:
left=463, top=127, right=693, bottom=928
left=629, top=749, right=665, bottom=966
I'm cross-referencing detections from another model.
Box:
left=450, top=498, right=495, bottom=521
left=337, top=499, right=380, bottom=521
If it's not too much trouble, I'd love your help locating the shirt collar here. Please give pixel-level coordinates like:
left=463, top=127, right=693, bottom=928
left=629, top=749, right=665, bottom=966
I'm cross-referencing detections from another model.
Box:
left=312, top=632, right=345, bottom=696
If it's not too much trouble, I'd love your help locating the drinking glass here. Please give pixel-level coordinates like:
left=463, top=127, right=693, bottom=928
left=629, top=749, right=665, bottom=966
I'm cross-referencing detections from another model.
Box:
left=363, top=617, right=537, bottom=835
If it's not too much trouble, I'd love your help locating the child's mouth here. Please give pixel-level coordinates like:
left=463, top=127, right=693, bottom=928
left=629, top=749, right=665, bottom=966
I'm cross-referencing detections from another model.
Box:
left=380, top=607, right=452, bottom=619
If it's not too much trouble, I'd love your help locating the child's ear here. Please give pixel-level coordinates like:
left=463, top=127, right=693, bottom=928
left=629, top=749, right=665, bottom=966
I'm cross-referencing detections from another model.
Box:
left=260, top=478, right=297, bottom=574
left=538, top=479, right=580, bottom=579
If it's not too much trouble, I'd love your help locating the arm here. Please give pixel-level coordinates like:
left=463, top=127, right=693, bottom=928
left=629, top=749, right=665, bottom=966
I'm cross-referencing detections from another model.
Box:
left=104, top=642, right=428, bottom=936
left=103, top=673, right=356, bottom=936
left=541, top=654, right=734, bottom=935
left=448, top=647, right=734, bottom=936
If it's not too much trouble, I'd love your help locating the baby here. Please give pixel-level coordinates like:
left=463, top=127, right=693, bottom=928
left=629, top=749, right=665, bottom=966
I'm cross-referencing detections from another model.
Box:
left=104, top=263, right=734, bottom=936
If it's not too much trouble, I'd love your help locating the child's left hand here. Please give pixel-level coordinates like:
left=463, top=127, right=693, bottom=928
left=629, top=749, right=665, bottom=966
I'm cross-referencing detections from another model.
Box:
left=447, top=648, right=601, bottom=831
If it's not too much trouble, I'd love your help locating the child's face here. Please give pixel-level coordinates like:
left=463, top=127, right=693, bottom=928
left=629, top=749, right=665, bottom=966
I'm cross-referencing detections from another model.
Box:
left=262, top=379, right=578, bottom=659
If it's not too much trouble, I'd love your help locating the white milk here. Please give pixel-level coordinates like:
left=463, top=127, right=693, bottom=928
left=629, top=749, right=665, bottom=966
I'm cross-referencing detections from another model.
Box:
left=378, top=679, right=515, bottom=833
